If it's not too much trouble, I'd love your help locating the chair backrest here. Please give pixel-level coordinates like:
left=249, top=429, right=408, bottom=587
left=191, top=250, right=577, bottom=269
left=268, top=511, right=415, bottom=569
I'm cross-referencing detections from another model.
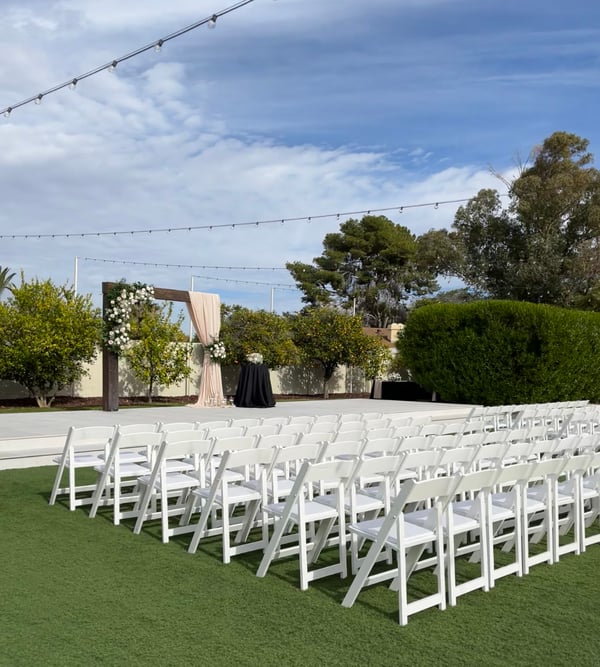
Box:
left=390, top=425, right=420, bottom=440
left=154, top=431, right=214, bottom=484
left=361, top=437, right=399, bottom=457
left=260, top=416, right=290, bottom=427
left=230, top=418, right=262, bottom=429
left=278, top=422, right=311, bottom=436
left=255, top=433, right=299, bottom=450
left=338, top=413, right=362, bottom=423
left=395, top=435, right=430, bottom=453
left=288, top=415, right=315, bottom=425
left=62, top=425, right=114, bottom=465
left=436, top=446, right=478, bottom=475
left=397, top=448, right=442, bottom=481
left=158, top=421, right=199, bottom=433
left=337, top=421, right=365, bottom=433
left=105, top=429, right=164, bottom=470
left=244, top=424, right=280, bottom=439
left=210, top=435, right=258, bottom=456
left=332, top=429, right=364, bottom=443
left=205, top=426, right=246, bottom=440
left=429, top=434, right=458, bottom=450
left=312, top=414, right=339, bottom=424
left=363, top=428, right=393, bottom=441
left=196, top=420, right=232, bottom=431
left=362, top=419, right=390, bottom=431
left=471, top=441, right=509, bottom=469
left=361, top=411, right=383, bottom=421
left=66, top=425, right=114, bottom=451
left=116, top=422, right=159, bottom=435
left=297, top=431, right=335, bottom=446
left=320, top=439, right=365, bottom=461
left=418, top=423, right=444, bottom=437
left=310, top=421, right=341, bottom=434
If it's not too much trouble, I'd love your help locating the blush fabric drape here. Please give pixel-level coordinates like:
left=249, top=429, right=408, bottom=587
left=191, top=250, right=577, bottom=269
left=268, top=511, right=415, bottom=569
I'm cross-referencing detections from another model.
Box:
left=187, top=291, right=224, bottom=407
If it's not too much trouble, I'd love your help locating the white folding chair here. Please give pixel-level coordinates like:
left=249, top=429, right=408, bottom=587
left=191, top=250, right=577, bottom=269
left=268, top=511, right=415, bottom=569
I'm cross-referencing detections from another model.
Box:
left=49, top=425, right=114, bottom=511
left=256, top=458, right=356, bottom=590
left=89, top=429, right=164, bottom=525
left=244, top=424, right=280, bottom=440
left=133, top=431, right=213, bottom=543
left=341, top=474, right=459, bottom=625
left=187, top=447, right=277, bottom=563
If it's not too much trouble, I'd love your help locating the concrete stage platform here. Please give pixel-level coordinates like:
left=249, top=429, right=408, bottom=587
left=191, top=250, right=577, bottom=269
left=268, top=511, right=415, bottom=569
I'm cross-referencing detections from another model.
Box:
left=0, top=398, right=475, bottom=470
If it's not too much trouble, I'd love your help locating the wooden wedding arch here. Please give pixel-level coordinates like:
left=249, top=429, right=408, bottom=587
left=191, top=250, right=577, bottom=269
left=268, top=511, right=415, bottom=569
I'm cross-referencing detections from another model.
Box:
left=102, top=282, right=222, bottom=411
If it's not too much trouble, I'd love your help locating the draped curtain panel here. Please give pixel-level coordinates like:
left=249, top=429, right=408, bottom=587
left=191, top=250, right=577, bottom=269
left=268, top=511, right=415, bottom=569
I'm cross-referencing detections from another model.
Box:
left=187, top=291, right=224, bottom=407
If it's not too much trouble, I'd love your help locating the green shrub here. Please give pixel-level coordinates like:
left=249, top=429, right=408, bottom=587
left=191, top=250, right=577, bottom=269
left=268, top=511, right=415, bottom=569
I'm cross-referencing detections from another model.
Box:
left=398, top=300, right=600, bottom=405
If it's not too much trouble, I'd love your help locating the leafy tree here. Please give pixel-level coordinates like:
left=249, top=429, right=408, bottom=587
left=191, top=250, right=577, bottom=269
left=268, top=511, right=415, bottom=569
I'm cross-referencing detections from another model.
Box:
left=219, top=305, right=299, bottom=367
left=0, top=276, right=101, bottom=407
left=445, top=131, right=600, bottom=307
left=290, top=308, right=389, bottom=398
left=287, top=215, right=438, bottom=327
left=123, top=302, right=191, bottom=402
left=0, top=266, right=15, bottom=299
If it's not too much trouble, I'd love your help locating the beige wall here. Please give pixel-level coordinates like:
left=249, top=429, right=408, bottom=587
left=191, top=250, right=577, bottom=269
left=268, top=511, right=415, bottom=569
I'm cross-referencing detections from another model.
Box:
left=0, top=344, right=371, bottom=400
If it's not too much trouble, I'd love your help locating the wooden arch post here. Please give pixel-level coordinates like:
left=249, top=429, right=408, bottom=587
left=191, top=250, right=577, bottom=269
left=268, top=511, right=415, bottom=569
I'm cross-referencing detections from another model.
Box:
left=102, top=282, right=192, bottom=411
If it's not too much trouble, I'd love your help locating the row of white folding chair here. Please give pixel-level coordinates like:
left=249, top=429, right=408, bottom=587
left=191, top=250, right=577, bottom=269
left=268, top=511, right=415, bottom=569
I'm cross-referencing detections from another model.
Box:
left=340, top=451, right=600, bottom=625
left=49, top=421, right=178, bottom=512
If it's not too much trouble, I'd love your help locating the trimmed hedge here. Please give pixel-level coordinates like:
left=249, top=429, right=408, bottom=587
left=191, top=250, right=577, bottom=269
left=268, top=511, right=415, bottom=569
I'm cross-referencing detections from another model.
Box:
left=398, top=300, right=600, bottom=405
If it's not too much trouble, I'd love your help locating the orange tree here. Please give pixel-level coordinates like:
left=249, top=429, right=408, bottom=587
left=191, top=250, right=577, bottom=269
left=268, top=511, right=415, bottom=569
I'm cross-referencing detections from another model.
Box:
left=290, top=307, right=389, bottom=398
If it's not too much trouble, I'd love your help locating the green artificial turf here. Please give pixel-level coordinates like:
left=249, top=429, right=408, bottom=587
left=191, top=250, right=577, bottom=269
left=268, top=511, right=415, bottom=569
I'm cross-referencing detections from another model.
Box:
left=2, top=466, right=600, bottom=667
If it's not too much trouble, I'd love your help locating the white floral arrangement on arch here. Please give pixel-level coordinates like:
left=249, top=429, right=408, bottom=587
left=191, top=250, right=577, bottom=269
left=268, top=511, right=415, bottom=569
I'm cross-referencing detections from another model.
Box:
left=206, top=340, right=226, bottom=363
left=104, top=282, right=155, bottom=354
left=246, top=352, right=263, bottom=365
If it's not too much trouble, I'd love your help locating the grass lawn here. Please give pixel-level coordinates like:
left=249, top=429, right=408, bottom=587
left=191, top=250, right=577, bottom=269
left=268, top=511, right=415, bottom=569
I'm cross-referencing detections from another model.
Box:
left=2, top=466, right=600, bottom=666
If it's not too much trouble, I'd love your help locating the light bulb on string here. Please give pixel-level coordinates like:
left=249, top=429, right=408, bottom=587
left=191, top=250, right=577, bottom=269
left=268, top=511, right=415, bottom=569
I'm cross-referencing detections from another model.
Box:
left=154, top=39, right=164, bottom=53
left=69, top=79, right=78, bottom=90
left=108, top=60, right=118, bottom=73
left=34, top=94, right=43, bottom=105
left=208, top=15, right=218, bottom=29
left=3, top=107, right=11, bottom=118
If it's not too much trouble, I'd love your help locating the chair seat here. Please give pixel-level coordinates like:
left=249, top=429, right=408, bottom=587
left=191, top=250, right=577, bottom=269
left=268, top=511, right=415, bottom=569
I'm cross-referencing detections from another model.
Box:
left=138, top=472, right=199, bottom=491
left=454, top=499, right=514, bottom=522
left=94, top=462, right=149, bottom=476
left=193, top=484, right=262, bottom=506
left=141, top=459, right=194, bottom=473
left=53, top=453, right=104, bottom=467
left=99, top=450, right=147, bottom=464
left=406, top=507, right=480, bottom=535
left=348, top=516, right=436, bottom=549
left=493, top=491, right=546, bottom=513
left=265, top=499, right=339, bottom=523
left=316, top=492, right=384, bottom=514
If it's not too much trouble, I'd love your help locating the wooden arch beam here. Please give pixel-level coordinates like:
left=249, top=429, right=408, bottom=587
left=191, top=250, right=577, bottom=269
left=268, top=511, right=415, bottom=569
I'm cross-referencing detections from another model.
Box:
left=102, top=282, right=192, bottom=411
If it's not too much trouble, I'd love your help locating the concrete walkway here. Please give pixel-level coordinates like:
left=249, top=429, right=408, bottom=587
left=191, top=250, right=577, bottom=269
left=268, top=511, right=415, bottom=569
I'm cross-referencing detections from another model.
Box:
left=0, top=398, right=475, bottom=470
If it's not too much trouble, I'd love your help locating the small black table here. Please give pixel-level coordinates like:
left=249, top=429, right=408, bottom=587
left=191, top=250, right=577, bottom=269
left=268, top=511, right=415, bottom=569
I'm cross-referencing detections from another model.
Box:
left=234, top=363, right=276, bottom=408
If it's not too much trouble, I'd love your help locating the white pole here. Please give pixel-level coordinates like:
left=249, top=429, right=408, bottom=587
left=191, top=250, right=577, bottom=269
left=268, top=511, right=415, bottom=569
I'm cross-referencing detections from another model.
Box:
left=270, top=287, right=274, bottom=313
left=73, top=256, right=78, bottom=294
left=189, top=276, right=195, bottom=341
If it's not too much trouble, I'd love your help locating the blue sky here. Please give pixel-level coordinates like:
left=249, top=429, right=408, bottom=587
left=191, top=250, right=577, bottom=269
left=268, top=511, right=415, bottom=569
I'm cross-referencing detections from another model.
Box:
left=1, top=0, right=599, bottom=316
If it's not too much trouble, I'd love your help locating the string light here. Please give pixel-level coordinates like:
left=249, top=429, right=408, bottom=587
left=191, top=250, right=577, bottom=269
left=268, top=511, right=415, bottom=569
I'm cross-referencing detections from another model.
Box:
left=83, top=257, right=288, bottom=270
left=190, top=274, right=298, bottom=289
left=208, top=15, right=218, bottom=29
left=0, top=195, right=509, bottom=240
left=0, top=1, right=258, bottom=118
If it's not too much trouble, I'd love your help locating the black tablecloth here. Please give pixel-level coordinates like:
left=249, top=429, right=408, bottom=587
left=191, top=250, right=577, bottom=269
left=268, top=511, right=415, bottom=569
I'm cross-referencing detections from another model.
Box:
left=234, top=363, right=275, bottom=408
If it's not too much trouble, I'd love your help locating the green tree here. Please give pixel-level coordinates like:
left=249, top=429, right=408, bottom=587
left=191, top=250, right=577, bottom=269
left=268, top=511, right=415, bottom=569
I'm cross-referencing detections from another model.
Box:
left=290, top=308, right=388, bottom=398
left=0, top=276, right=101, bottom=407
left=287, top=215, right=438, bottom=327
left=447, top=131, right=600, bottom=307
left=219, top=306, right=299, bottom=368
left=123, top=302, right=191, bottom=402
left=0, top=266, right=15, bottom=299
